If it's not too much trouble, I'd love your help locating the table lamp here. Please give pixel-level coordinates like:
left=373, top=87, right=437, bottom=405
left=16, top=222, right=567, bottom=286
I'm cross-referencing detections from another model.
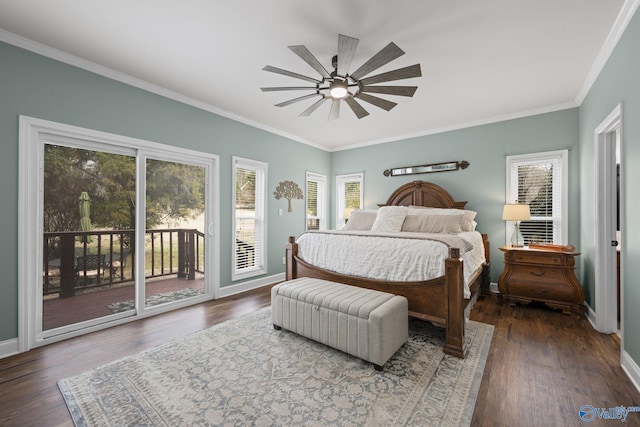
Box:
left=502, top=203, right=530, bottom=247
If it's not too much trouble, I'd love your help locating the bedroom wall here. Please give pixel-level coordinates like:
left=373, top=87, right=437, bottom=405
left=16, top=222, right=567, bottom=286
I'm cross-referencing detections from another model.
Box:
left=578, top=7, right=640, bottom=370
left=0, top=41, right=329, bottom=343
left=330, top=108, right=581, bottom=284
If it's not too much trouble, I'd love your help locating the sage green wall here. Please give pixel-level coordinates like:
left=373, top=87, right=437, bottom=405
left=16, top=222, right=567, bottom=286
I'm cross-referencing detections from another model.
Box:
left=579, top=8, right=640, bottom=364
left=330, top=108, right=581, bottom=284
left=0, top=41, right=329, bottom=342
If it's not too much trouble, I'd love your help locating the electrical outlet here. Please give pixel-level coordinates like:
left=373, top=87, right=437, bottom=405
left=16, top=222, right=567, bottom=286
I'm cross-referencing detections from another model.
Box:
left=282, top=256, right=286, bottom=265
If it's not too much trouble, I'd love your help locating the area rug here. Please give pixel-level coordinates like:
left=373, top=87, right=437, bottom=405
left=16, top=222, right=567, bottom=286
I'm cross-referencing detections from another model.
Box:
left=106, top=288, right=204, bottom=313
left=58, top=308, right=493, bottom=426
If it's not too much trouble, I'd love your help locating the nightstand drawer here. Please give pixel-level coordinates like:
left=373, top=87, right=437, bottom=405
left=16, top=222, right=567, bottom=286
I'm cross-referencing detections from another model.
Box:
left=498, top=246, right=585, bottom=316
left=513, top=252, right=564, bottom=266
left=507, top=276, right=574, bottom=301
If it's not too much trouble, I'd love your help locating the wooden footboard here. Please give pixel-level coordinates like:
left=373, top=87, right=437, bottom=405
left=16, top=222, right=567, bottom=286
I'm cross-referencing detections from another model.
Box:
left=285, top=236, right=483, bottom=358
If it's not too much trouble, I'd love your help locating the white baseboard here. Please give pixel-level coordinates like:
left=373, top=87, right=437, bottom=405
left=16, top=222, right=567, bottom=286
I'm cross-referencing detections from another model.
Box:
left=218, top=273, right=284, bottom=298
left=585, top=302, right=640, bottom=394
left=0, top=338, right=19, bottom=360
left=1, top=273, right=284, bottom=360
left=621, top=350, right=640, bottom=394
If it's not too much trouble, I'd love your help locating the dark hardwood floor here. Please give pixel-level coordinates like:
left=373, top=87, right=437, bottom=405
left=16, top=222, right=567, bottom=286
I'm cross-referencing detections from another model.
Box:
left=1, top=287, right=638, bottom=426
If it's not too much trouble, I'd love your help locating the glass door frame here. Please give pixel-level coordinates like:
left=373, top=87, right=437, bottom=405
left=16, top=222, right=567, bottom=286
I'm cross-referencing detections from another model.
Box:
left=18, top=116, right=219, bottom=352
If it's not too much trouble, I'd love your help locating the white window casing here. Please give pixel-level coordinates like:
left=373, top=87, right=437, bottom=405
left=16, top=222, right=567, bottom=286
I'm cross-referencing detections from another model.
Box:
left=306, top=171, right=326, bottom=231
left=506, top=150, right=568, bottom=245
left=336, top=173, right=364, bottom=227
left=232, top=156, right=267, bottom=280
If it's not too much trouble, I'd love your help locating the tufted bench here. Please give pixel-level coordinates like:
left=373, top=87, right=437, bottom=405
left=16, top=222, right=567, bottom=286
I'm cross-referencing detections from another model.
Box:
left=271, top=277, right=408, bottom=370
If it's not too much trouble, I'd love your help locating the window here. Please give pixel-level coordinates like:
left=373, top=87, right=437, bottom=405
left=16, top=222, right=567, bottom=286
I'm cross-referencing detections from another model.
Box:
left=306, top=172, right=326, bottom=231
left=233, top=157, right=267, bottom=279
left=336, top=173, right=363, bottom=226
left=506, top=150, right=568, bottom=245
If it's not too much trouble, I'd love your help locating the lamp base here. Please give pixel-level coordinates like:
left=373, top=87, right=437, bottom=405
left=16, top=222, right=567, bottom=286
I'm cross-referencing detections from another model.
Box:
left=511, top=222, right=525, bottom=247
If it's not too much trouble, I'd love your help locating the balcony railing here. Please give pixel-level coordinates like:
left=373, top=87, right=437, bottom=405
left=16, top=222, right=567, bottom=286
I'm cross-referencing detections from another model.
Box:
left=43, top=228, right=205, bottom=298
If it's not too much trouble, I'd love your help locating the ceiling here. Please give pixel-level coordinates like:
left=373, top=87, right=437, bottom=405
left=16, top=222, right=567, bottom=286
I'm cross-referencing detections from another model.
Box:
left=0, top=0, right=629, bottom=151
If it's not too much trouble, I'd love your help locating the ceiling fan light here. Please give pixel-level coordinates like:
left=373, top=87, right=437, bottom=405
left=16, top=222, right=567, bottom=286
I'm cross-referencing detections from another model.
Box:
left=329, top=80, right=348, bottom=99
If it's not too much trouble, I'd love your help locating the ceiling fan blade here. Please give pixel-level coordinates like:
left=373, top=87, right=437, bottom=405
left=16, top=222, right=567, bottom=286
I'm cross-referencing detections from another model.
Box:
left=359, top=64, right=422, bottom=85
left=354, top=93, right=397, bottom=111
left=262, top=65, right=321, bottom=83
left=299, top=97, right=328, bottom=117
left=328, top=99, right=341, bottom=121
left=288, top=45, right=331, bottom=79
left=344, top=97, right=370, bottom=119
left=261, top=86, right=318, bottom=92
left=275, top=93, right=321, bottom=107
left=359, top=85, right=418, bottom=97
left=350, top=42, right=405, bottom=80
left=337, top=34, right=359, bottom=76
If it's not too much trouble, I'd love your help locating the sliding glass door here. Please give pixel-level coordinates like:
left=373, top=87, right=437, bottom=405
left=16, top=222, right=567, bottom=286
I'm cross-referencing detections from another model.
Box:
left=21, top=116, right=218, bottom=348
left=42, top=144, right=138, bottom=332
left=144, top=158, right=207, bottom=309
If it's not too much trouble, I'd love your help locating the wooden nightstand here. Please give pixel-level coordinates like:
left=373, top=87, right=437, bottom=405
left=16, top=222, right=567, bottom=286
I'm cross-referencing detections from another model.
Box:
left=498, top=246, right=585, bottom=316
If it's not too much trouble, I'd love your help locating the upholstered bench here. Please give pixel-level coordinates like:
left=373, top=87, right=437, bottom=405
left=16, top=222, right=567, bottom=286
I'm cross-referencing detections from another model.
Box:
left=271, top=277, right=408, bottom=370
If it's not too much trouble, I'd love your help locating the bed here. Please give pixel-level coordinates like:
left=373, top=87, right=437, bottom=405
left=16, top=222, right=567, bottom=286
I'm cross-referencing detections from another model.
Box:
left=285, top=180, right=490, bottom=358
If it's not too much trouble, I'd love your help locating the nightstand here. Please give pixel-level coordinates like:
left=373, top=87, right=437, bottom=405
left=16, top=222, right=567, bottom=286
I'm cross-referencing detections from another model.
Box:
left=498, top=246, right=585, bottom=316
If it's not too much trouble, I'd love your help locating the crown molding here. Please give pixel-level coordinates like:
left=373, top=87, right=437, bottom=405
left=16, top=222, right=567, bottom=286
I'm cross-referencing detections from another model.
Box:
left=575, top=0, right=640, bottom=105
left=0, top=29, right=327, bottom=152
left=331, top=101, right=578, bottom=152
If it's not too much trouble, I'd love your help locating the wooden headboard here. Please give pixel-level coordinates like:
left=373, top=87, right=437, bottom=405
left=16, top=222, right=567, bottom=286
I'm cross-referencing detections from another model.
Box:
left=381, top=181, right=467, bottom=209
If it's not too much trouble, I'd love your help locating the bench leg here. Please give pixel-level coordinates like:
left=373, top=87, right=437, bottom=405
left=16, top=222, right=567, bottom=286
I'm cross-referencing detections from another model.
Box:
left=273, top=324, right=282, bottom=330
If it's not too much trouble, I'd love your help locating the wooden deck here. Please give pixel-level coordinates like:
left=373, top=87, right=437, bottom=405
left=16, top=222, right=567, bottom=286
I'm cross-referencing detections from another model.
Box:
left=43, top=276, right=204, bottom=330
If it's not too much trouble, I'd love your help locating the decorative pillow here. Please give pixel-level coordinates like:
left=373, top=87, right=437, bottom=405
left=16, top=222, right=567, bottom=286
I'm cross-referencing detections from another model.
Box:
left=342, top=209, right=378, bottom=231
left=408, top=206, right=477, bottom=231
left=401, top=213, right=464, bottom=233
left=371, top=206, right=408, bottom=232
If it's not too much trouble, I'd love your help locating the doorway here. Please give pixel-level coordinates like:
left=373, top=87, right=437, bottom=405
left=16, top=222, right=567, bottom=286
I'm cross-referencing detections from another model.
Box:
left=19, top=116, right=219, bottom=352
left=594, top=103, right=622, bottom=338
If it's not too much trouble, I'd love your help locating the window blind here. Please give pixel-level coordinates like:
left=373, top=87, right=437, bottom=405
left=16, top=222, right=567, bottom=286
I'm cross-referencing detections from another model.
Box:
left=336, top=173, right=363, bottom=226
left=306, top=179, right=319, bottom=230
left=344, top=181, right=361, bottom=210
left=509, top=156, right=562, bottom=244
left=306, top=172, right=326, bottom=231
left=233, top=157, right=266, bottom=279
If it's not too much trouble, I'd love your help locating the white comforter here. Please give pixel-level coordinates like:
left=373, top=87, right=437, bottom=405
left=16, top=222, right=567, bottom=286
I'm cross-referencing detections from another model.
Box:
left=295, top=230, right=486, bottom=299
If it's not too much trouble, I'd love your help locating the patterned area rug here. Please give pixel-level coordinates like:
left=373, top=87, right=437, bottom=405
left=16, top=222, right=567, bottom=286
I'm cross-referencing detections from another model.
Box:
left=58, top=308, right=493, bottom=426
left=106, top=288, right=204, bottom=313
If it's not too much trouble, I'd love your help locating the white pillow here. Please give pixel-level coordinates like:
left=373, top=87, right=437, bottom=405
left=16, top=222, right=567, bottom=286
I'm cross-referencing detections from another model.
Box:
left=342, top=209, right=378, bottom=231
left=401, top=213, right=464, bottom=233
left=371, top=206, right=408, bottom=232
left=408, top=206, right=477, bottom=231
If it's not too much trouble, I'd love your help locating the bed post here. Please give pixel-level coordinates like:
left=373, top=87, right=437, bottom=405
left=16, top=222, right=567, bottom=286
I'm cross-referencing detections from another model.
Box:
left=481, top=233, right=491, bottom=295
left=443, top=247, right=467, bottom=358
left=285, top=236, right=297, bottom=280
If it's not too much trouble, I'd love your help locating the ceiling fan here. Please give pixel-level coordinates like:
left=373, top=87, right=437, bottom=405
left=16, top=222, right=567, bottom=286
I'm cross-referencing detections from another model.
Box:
left=261, top=34, right=422, bottom=120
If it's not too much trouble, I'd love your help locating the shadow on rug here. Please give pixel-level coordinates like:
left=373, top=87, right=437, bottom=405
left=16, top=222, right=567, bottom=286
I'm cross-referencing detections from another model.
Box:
left=58, top=308, right=493, bottom=426
left=106, top=288, right=204, bottom=313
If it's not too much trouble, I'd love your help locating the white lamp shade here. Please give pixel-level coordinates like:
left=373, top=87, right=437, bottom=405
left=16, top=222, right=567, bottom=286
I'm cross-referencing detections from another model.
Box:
left=343, top=207, right=355, bottom=220
left=502, top=204, right=531, bottom=221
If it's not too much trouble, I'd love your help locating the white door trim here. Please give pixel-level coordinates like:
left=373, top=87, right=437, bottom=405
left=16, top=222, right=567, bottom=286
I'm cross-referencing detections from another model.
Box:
left=18, top=116, right=220, bottom=352
left=593, top=103, right=622, bottom=336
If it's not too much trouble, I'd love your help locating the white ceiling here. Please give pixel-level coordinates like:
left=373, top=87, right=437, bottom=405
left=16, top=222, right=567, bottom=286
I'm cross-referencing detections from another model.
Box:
left=0, top=0, right=630, bottom=151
